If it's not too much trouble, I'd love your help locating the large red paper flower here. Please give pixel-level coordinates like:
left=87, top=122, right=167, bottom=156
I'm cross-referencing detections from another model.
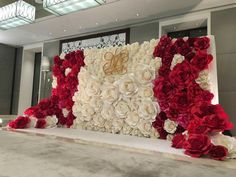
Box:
left=169, top=61, right=198, bottom=86
left=194, top=37, right=210, bottom=51
left=208, top=145, right=228, bottom=161
left=202, top=114, right=233, bottom=133
left=8, top=116, right=31, bottom=129
left=183, top=134, right=212, bottom=157
left=191, top=51, right=213, bottom=71
left=172, top=134, right=186, bottom=149
left=187, top=118, right=209, bottom=134
left=35, top=119, right=47, bottom=129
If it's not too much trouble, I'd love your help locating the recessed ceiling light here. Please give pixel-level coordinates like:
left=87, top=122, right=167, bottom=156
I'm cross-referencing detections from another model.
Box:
left=136, top=13, right=140, bottom=17
left=63, top=29, right=67, bottom=32
left=115, top=18, right=119, bottom=22
left=96, top=22, right=99, bottom=25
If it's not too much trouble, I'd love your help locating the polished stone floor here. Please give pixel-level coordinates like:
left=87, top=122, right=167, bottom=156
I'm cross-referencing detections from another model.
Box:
left=0, top=130, right=236, bottom=177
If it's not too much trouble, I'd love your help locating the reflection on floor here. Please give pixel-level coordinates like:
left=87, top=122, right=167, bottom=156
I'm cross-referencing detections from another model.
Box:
left=0, top=130, right=236, bottom=177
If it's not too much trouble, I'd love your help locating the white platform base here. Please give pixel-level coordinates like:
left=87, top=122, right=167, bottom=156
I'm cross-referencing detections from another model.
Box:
left=11, top=127, right=185, bottom=156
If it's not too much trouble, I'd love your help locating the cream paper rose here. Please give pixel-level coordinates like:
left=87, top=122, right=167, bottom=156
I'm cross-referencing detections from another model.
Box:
left=29, top=117, right=37, bottom=128
left=135, top=64, right=155, bottom=84
left=211, top=133, right=236, bottom=158
left=112, top=119, right=124, bottom=133
left=52, top=76, right=57, bottom=89
left=137, top=120, right=152, bottom=137
left=196, top=70, right=210, bottom=90
left=138, top=85, right=154, bottom=98
left=138, top=99, right=159, bottom=120
left=85, top=76, right=101, bottom=97
left=90, top=96, right=103, bottom=111
left=101, top=104, right=116, bottom=120
left=164, top=119, right=178, bottom=134
left=114, top=100, right=131, bottom=118
left=150, top=127, right=160, bottom=139
left=80, top=104, right=95, bottom=121
left=60, top=52, right=66, bottom=60
left=93, top=114, right=105, bottom=128
left=45, top=116, right=58, bottom=128
left=62, top=108, right=69, bottom=117
left=167, top=134, right=174, bottom=141
left=65, top=68, right=72, bottom=76
left=125, top=112, right=140, bottom=128
left=101, top=84, right=119, bottom=104
left=73, top=88, right=91, bottom=103
left=131, top=128, right=143, bottom=137
left=121, top=124, right=133, bottom=135
left=170, top=54, right=185, bottom=70
left=104, top=120, right=112, bottom=133
left=117, top=74, right=138, bottom=98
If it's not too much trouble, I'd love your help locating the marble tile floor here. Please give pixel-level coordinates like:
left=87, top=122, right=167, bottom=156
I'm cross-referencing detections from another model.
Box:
left=0, top=130, right=236, bottom=177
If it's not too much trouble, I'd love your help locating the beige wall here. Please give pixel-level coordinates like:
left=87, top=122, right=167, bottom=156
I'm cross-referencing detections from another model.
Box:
left=211, top=7, right=236, bottom=135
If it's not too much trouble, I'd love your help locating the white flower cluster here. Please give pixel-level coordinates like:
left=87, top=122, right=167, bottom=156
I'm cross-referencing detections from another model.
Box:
left=72, top=39, right=162, bottom=138
left=196, top=69, right=211, bottom=90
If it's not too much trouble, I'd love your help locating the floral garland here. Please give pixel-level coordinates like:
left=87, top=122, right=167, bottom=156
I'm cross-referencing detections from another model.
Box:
left=152, top=35, right=235, bottom=160
left=8, top=50, right=85, bottom=129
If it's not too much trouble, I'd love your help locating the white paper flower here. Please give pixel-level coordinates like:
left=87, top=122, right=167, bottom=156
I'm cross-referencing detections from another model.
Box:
left=52, top=76, right=57, bottom=89
left=90, top=96, right=103, bottom=111
left=196, top=70, right=210, bottom=90
left=29, top=117, right=37, bottom=128
left=164, top=119, right=178, bottom=134
left=114, top=100, right=131, bottom=118
left=117, top=75, right=138, bottom=98
left=65, top=68, right=72, bottom=76
left=80, top=104, right=95, bottom=121
left=125, top=112, right=140, bottom=128
left=138, top=85, right=154, bottom=98
left=93, top=115, right=105, bottom=128
left=112, top=119, right=124, bottom=133
left=135, top=65, right=155, bottom=84
left=101, top=104, right=116, bottom=120
left=62, top=108, right=69, bottom=117
left=101, top=84, right=119, bottom=104
left=170, top=54, right=185, bottom=70
left=121, top=124, right=133, bottom=135
left=138, top=99, right=159, bottom=120
left=150, top=128, right=160, bottom=139
left=60, top=52, right=66, bottom=60
left=137, top=120, right=152, bottom=137
left=131, top=128, right=143, bottom=137
left=85, top=77, right=101, bottom=97
left=211, top=133, right=236, bottom=158
left=45, top=116, right=58, bottom=128
left=104, top=120, right=112, bottom=133
left=167, top=134, right=174, bottom=141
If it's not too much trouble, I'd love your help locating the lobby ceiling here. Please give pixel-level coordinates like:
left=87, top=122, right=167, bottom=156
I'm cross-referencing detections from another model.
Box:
left=0, top=0, right=236, bottom=46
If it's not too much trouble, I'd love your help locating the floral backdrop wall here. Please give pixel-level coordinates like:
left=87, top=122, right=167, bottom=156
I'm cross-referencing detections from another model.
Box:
left=8, top=35, right=236, bottom=161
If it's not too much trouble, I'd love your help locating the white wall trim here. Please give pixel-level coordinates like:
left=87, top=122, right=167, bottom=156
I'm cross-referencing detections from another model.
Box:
left=159, top=12, right=211, bottom=38
left=18, top=44, right=43, bottom=114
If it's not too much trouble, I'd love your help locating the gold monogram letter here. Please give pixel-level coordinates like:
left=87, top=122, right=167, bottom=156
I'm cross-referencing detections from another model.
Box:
left=103, top=49, right=129, bottom=75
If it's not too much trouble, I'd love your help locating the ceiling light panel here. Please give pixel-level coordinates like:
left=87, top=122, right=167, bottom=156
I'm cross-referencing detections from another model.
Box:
left=0, top=0, right=36, bottom=30
left=43, top=0, right=106, bottom=15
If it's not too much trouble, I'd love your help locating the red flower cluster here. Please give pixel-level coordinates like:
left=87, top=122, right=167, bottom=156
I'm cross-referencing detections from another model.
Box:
left=8, top=116, right=31, bottom=129
left=152, top=35, right=233, bottom=160
left=51, top=51, right=85, bottom=127
left=8, top=50, right=85, bottom=129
